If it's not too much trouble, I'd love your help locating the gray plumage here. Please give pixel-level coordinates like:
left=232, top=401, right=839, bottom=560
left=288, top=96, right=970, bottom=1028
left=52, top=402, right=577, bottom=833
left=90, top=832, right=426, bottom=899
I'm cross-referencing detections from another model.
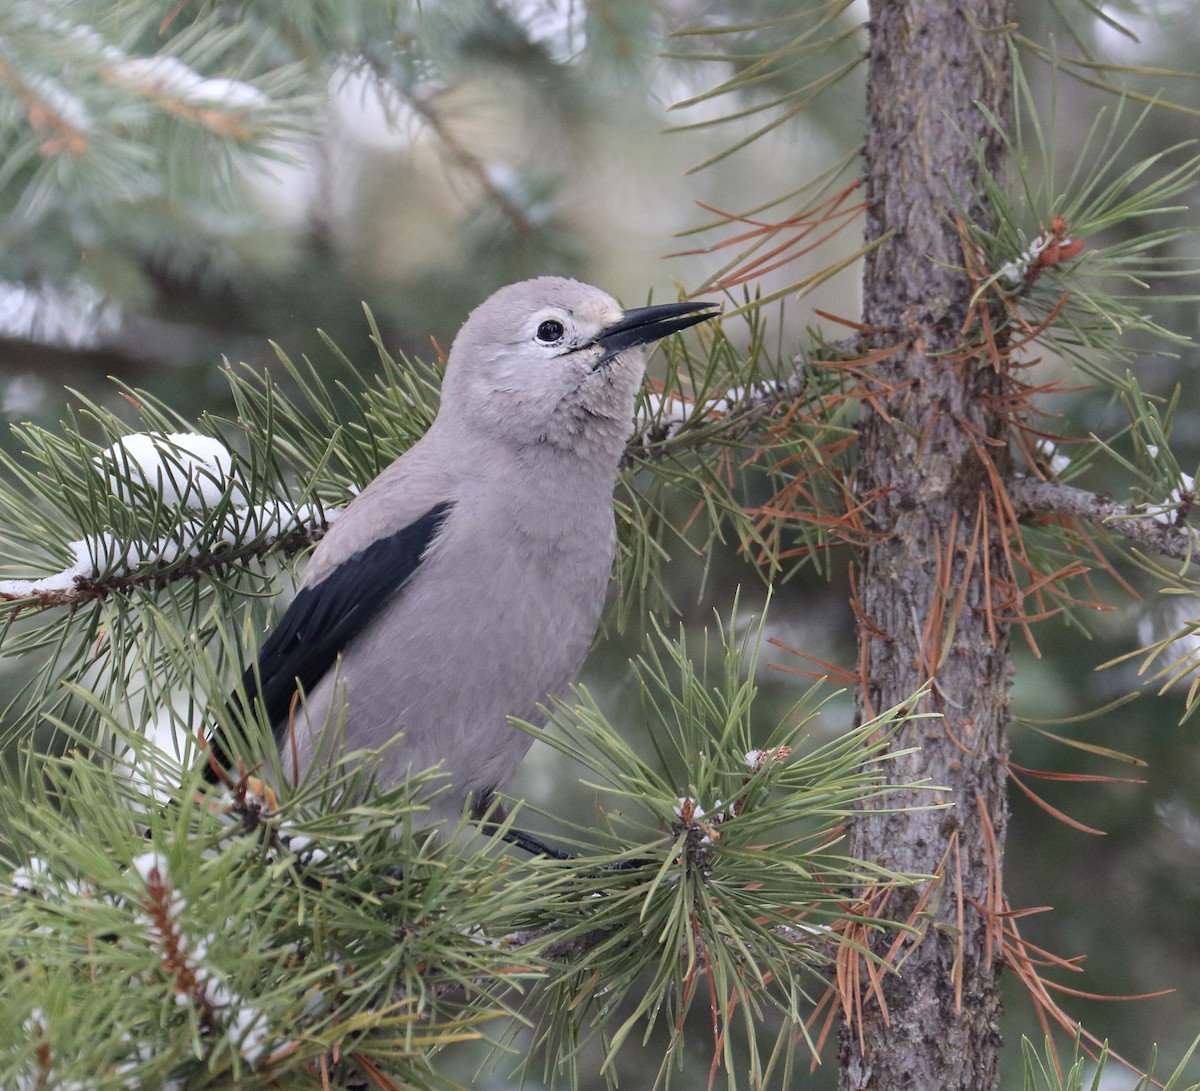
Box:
left=211, top=277, right=716, bottom=827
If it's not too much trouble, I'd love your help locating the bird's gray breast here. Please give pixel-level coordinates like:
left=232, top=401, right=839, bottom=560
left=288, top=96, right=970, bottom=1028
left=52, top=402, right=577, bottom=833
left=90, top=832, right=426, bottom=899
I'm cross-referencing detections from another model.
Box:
left=294, top=479, right=616, bottom=814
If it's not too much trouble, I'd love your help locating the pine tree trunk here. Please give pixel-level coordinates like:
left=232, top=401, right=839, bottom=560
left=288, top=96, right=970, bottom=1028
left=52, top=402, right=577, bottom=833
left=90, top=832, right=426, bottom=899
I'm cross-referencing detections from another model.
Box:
left=842, top=3, right=1014, bottom=1089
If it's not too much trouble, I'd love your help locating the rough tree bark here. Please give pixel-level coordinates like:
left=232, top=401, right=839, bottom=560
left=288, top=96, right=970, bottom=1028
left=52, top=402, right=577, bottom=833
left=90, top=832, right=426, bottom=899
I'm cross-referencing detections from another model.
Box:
left=842, top=3, right=1015, bottom=1089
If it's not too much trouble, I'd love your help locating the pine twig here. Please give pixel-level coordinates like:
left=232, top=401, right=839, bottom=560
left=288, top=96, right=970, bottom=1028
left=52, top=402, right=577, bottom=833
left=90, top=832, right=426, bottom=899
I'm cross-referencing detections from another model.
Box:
left=0, top=521, right=331, bottom=612
left=1009, top=477, right=1200, bottom=563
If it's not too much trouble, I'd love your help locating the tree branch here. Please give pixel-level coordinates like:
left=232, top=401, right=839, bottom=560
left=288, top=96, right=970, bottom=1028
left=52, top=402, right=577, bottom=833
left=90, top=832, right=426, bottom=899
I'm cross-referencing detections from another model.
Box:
left=1008, top=477, right=1200, bottom=564
left=0, top=520, right=331, bottom=613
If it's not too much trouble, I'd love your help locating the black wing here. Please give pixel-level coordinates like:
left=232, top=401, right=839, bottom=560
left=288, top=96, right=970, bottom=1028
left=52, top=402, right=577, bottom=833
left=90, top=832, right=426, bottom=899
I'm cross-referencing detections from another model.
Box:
left=203, top=500, right=453, bottom=781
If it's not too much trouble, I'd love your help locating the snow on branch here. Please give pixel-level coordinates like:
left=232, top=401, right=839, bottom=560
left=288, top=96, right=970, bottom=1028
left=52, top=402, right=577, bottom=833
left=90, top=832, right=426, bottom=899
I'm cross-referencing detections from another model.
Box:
left=0, top=432, right=338, bottom=610
left=631, top=376, right=798, bottom=452
left=104, top=54, right=269, bottom=140
left=133, top=853, right=270, bottom=1066
left=109, top=57, right=268, bottom=111
left=1009, top=477, right=1200, bottom=563
left=4, top=13, right=274, bottom=160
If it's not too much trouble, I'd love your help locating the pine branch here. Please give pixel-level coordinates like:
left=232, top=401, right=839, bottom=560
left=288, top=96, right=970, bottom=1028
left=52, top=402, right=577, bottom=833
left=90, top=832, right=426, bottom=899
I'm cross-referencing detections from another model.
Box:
left=0, top=597, right=930, bottom=1090
left=0, top=518, right=331, bottom=613
left=1009, top=477, right=1200, bottom=563
left=0, top=518, right=328, bottom=612
left=503, top=923, right=619, bottom=961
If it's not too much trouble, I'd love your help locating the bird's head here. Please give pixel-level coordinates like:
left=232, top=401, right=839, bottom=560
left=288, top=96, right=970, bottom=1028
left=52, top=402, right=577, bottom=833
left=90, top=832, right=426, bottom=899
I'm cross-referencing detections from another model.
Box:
left=439, top=277, right=717, bottom=456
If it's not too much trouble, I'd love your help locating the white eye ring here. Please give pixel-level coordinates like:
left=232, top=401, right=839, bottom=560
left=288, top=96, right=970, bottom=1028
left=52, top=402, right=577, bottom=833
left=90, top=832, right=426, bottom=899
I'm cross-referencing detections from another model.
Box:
left=535, top=318, right=566, bottom=344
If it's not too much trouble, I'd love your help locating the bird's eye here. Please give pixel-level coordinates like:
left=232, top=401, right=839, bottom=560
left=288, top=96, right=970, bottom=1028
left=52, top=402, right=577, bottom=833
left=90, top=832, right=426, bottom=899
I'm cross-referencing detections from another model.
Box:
left=535, top=319, right=566, bottom=344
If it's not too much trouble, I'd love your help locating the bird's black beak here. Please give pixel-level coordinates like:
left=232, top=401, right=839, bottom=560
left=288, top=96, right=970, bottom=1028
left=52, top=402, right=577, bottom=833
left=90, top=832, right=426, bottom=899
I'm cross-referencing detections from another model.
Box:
left=593, top=300, right=720, bottom=360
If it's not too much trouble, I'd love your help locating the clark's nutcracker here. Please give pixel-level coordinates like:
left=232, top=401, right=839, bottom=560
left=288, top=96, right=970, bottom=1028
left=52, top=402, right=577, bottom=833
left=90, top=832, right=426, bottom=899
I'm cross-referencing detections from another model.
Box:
left=205, top=277, right=717, bottom=835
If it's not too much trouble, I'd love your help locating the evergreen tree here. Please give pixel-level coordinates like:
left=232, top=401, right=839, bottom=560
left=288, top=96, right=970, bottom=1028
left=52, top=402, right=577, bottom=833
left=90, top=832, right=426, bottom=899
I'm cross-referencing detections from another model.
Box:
left=1, top=2, right=1200, bottom=1089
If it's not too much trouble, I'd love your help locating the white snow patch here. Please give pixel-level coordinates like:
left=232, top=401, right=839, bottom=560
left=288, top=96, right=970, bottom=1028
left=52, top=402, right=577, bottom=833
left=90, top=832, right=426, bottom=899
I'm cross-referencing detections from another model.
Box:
left=230, top=1004, right=270, bottom=1065
left=277, top=828, right=330, bottom=865
left=0, top=538, right=94, bottom=597
left=27, top=74, right=91, bottom=131
left=674, top=795, right=724, bottom=843
left=131, top=851, right=169, bottom=886
left=1034, top=438, right=1071, bottom=476
left=998, top=229, right=1055, bottom=284
left=636, top=380, right=781, bottom=444
left=1149, top=468, right=1195, bottom=525
left=11, top=857, right=51, bottom=894
left=111, top=56, right=267, bottom=109
left=116, top=698, right=194, bottom=809
left=97, top=432, right=242, bottom=508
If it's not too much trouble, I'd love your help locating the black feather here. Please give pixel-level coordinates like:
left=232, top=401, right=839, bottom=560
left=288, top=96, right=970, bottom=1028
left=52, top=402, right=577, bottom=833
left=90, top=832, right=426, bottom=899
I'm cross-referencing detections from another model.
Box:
left=203, top=500, right=453, bottom=781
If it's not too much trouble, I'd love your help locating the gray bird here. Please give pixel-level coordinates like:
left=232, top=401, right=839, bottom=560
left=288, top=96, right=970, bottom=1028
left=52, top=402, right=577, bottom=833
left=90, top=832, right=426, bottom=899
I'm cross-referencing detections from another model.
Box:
left=205, top=277, right=717, bottom=833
